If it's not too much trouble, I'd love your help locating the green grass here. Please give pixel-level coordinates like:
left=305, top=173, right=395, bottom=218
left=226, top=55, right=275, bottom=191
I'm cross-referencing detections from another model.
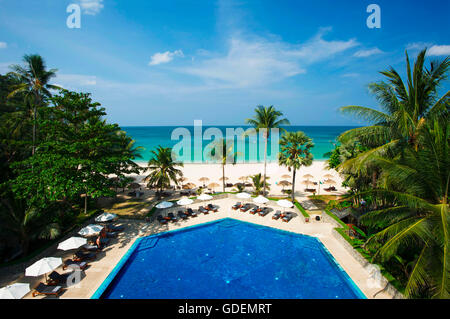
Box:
left=294, top=200, right=310, bottom=218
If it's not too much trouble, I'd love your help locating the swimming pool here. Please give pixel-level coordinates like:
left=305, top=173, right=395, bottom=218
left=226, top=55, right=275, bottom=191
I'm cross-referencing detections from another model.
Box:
left=93, top=218, right=366, bottom=299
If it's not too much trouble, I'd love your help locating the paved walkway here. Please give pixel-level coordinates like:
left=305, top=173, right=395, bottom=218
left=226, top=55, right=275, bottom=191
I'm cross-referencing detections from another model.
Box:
left=1, top=196, right=393, bottom=299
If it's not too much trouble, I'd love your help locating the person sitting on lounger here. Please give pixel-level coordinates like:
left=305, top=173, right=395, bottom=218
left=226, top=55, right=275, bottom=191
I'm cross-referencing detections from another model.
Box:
left=95, top=235, right=109, bottom=249
left=32, top=283, right=63, bottom=297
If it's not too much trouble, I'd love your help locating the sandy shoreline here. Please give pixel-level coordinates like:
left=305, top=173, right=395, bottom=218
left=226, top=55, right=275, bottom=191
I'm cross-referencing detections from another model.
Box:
left=131, top=160, right=344, bottom=196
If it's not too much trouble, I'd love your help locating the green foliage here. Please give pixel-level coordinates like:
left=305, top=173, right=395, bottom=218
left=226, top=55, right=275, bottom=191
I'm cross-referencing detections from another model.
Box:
left=144, top=146, right=183, bottom=198
left=278, top=131, right=314, bottom=201
left=250, top=173, right=270, bottom=195
left=294, top=200, right=309, bottom=218
left=337, top=48, right=450, bottom=298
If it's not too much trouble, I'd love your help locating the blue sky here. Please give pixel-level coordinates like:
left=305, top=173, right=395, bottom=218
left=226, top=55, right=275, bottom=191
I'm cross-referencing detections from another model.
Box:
left=0, top=0, right=449, bottom=126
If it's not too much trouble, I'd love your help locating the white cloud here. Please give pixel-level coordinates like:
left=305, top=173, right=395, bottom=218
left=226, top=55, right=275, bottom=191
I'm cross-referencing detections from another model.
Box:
left=78, top=0, right=104, bottom=15
left=179, top=28, right=358, bottom=88
left=0, top=42, right=7, bottom=49
left=353, top=48, right=383, bottom=58
left=428, top=45, right=450, bottom=56
left=406, top=42, right=450, bottom=56
left=56, top=74, right=97, bottom=87
left=149, top=50, right=184, bottom=66
left=342, top=73, right=360, bottom=78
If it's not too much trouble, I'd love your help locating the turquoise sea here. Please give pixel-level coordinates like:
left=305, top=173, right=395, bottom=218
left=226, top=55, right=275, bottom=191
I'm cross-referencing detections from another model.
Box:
left=122, top=126, right=357, bottom=163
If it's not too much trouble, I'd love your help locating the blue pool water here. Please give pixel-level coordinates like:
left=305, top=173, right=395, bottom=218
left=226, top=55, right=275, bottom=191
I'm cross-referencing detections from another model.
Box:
left=96, top=219, right=365, bottom=299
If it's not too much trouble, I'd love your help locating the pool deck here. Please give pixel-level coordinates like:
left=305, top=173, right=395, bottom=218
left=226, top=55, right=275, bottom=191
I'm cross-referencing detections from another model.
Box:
left=4, top=196, right=395, bottom=299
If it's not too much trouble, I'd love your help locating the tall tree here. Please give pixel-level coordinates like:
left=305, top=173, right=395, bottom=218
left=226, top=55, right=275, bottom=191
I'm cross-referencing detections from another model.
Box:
left=278, top=131, right=314, bottom=202
left=338, top=49, right=449, bottom=177
left=145, top=146, right=183, bottom=199
left=7, top=54, right=59, bottom=155
left=246, top=105, right=289, bottom=195
left=208, top=138, right=239, bottom=192
left=357, top=118, right=449, bottom=298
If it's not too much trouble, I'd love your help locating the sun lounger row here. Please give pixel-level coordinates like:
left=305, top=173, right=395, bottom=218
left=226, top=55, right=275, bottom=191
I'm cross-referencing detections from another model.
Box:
left=272, top=211, right=294, bottom=222
left=157, top=204, right=220, bottom=224
left=31, top=221, right=125, bottom=298
left=232, top=202, right=271, bottom=216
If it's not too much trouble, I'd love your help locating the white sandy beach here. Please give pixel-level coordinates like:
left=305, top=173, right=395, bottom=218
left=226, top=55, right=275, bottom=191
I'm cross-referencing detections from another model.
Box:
left=133, top=160, right=345, bottom=197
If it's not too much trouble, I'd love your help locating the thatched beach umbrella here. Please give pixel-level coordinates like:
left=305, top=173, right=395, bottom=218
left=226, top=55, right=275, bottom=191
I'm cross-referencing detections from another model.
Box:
left=199, top=177, right=209, bottom=187
left=208, top=183, right=220, bottom=192
left=219, top=177, right=229, bottom=181
left=323, top=174, right=334, bottom=179
left=239, top=176, right=249, bottom=182
left=183, top=183, right=196, bottom=189
left=281, top=174, right=291, bottom=179
left=324, top=179, right=336, bottom=185
left=303, top=174, right=313, bottom=180
left=302, top=180, right=313, bottom=188
left=279, top=180, right=291, bottom=187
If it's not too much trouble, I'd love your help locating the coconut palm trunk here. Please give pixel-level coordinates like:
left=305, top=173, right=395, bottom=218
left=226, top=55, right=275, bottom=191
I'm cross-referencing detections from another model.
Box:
left=263, top=130, right=268, bottom=196
left=222, top=163, right=225, bottom=193
left=291, top=168, right=296, bottom=202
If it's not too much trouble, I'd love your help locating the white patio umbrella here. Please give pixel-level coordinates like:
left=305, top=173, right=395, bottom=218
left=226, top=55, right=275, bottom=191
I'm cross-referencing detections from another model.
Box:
left=25, top=257, right=62, bottom=281
left=78, top=224, right=104, bottom=237
left=253, top=195, right=269, bottom=204
left=155, top=201, right=174, bottom=209
left=95, top=212, right=117, bottom=223
left=277, top=199, right=294, bottom=208
left=236, top=192, right=251, bottom=199
left=197, top=194, right=213, bottom=201
left=57, top=237, right=87, bottom=251
left=177, top=197, right=194, bottom=206
left=0, top=283, right=30, bottom=299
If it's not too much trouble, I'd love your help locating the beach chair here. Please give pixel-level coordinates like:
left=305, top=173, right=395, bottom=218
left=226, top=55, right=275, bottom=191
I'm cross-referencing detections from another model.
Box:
left=258, top=207, right=270, bottom=216
left=240, top=204, right=251, bottom=212
left=73, top=251, right=96, bottom=262
left=232, top=202, right=242, bottom=210
left=167, top=212, right=178, bottom=222
left=82, top=243, right=100, bottom=252
left=32, top=283, right=63, bottom=297
left=157, top=215, right=168, bottom=224
left=186, top=208, right=197, bottom=217
left=62, top=259, right=88, bottom=271
left=249, top=206, right=259, bottom=214
left=206, top=204, right=218, bottom=212
left=177, top=210, right=188, bottom=220
left=47, top=271, right=74, bottom=286
left=199, top=206, right=209, bottom=214
left=272, top=211, right=281, bottom=220
left=107, top=224, right=124, bottom=232
left=282, top=212, right=293, bottom=222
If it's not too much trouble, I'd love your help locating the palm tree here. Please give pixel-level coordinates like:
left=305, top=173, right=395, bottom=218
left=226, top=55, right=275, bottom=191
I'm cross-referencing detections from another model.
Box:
left=144, top=146, right=183, bottom=199
left=251, top=173, right=270, bottom=196
left=7, top=54, right=59, bottom=155
left=355, top=118, right=449, bottom=298
left=246, top=105, right=290, bottom=195
left=207, top=138, right=239, bottom=192
left=278, top=131, right=314, bottom=202
left=338, top=49, right=449, bottom=178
